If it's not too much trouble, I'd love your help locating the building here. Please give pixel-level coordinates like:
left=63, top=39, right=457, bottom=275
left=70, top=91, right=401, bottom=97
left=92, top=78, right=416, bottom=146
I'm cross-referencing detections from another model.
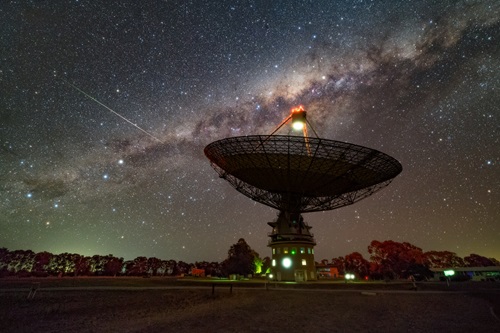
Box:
left=316, top=264, right=340, bottom=278
left=191, top=268, right=205, bottom=277
left=431, top=266, right=500, bottom=281
left=268, top=212, right=316, bottom=282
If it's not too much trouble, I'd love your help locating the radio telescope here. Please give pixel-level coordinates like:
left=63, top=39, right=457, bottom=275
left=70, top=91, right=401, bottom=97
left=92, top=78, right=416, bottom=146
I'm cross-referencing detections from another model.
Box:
left=204, top=106, right=402, bottom=281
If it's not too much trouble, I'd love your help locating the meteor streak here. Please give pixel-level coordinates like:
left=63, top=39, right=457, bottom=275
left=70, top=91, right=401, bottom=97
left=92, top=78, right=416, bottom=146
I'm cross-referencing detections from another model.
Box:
left=63, top=80, right=162, bottom=142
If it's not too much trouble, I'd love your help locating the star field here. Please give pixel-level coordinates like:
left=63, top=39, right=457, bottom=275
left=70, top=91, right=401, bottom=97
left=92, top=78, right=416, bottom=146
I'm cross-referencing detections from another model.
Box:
left=1, top=0, right=499, bottom=262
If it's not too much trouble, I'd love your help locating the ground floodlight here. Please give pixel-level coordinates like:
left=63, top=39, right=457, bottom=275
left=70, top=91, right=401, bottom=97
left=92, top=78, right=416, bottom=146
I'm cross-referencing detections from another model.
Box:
left=444, top=270, right=455, bottom=277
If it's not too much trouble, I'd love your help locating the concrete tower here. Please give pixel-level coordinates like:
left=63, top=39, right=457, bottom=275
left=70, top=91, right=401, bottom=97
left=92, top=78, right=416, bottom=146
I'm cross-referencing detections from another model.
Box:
left=268, top=211, right=316, bottom=281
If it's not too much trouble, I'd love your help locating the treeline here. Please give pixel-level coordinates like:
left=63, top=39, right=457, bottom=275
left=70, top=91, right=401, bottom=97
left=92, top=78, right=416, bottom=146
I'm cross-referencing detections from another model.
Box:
left=322, top=240, right=500, bottom=280
left=0, top=239, right=498, bottom=279
left=0, top=238, right=263, bottom=278
left=0, top=248, right=222, bottom=278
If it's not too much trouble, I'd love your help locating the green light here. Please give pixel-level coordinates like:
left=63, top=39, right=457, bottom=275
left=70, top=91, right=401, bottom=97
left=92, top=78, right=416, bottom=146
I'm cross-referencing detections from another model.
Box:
left=444, top=270, right=455, bottom=277
left=254, top=256, right=263, bottom=274
left=291, top=249, right=296, bottom=255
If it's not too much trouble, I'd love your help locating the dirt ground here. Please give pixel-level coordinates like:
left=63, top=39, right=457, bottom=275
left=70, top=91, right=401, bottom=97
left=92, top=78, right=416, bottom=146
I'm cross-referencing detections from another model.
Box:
left=1, top=278, right=499, bottom=332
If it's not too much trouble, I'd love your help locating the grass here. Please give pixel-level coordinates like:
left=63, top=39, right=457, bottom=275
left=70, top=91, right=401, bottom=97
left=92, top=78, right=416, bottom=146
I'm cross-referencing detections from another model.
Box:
left=1, top=277, right=499, bottom=332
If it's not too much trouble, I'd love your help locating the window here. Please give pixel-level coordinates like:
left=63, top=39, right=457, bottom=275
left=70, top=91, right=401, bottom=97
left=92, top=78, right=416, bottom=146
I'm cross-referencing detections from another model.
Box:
left=272, top=248, right=276, bottom=255
left=302, top=259, right=307, bottom=266
left=284, top=247, right=288, bottom=254
left=307, top=248, right=311, bottom=254
left=312, top=249, right=314, bottom=254
left=300, top=247, right=305, bottom=254
left=291, top=247, right=297, bottom=255
left=272, top=259, right=276, bottom=267
left=277, top=248, right=281, bottom=254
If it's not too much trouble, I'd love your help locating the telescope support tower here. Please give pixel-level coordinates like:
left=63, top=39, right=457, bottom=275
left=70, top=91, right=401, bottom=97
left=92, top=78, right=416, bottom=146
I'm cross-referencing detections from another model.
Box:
left=268, top=211, right=317, bottom=281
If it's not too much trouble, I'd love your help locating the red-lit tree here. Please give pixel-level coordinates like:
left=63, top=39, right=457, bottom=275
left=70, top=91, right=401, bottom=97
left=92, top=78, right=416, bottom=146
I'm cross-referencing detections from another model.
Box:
left=331, top=256, right=346, bottom=275
left=72, top=254, right=91, bottom=276
left=424, top=250, right=464, bottom=268
left=368, top=240, right=426, bottom=279
left=344, top=252, right=370, bottom=279
left=104, top=255, right=123, bottom=276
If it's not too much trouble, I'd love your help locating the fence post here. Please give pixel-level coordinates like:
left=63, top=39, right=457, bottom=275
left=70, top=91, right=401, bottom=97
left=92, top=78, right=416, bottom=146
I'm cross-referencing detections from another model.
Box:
left=27, top=282, right=40, bottom=299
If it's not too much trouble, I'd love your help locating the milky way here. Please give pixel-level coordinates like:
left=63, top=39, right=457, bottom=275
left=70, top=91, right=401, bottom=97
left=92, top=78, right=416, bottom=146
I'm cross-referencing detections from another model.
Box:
left=1, top=0, right=499, bottom=262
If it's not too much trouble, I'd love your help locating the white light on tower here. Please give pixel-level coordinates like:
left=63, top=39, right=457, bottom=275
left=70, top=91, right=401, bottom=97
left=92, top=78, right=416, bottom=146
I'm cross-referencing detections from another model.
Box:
left=292, top=120, right=304, bottom=131
left=291, top=105, right=306, bottom=131
left=282, top=257, right=292, bottom=268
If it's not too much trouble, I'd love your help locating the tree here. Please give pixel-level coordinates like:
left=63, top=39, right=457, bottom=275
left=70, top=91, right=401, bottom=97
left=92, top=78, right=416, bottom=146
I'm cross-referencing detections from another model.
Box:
left=260, top=256, right=272, bottom=275
left=424, top=250, right=464, bottom=268
left=192, top=261, right=222, bottom=277
left=147, top=257, right=162, bottom=276
left=464, top=254, right=494, bottom=267
left=104, top=255, right=123, bottom=276
left=3, top=249, right=35, bottom=274
left=344, top=252, right=370, bottom=279
left=208, top=262, right=223, bottom=277
left=162, top=259, right=177, bottom=276
left=489, top=257, right=500, bottom=266
left=176, top=261, right=192, bottom=276
left=368, top=240, right=426, bottom=279
left=89, top=255, right=105, bottom=275
left=253, top=256, right=264, bottom=274
left=222, top=238, right=258, bottom=276
left=331, top=256, right=346, bottom=275
left=46, top=252, right=77, bottom=276
left=128, top=256, right=148, bottom=276
left=33, top=251, right=53, bottom=276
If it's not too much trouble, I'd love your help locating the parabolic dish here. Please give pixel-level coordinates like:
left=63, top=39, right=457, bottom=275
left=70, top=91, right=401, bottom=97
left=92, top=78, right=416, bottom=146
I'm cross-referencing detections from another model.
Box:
left=204, top=135, right=402, bottom=213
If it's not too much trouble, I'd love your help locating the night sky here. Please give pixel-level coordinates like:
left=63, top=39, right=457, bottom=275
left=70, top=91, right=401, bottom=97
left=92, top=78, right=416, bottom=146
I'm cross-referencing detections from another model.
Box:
left=1, top=0, right=499, bottom=263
